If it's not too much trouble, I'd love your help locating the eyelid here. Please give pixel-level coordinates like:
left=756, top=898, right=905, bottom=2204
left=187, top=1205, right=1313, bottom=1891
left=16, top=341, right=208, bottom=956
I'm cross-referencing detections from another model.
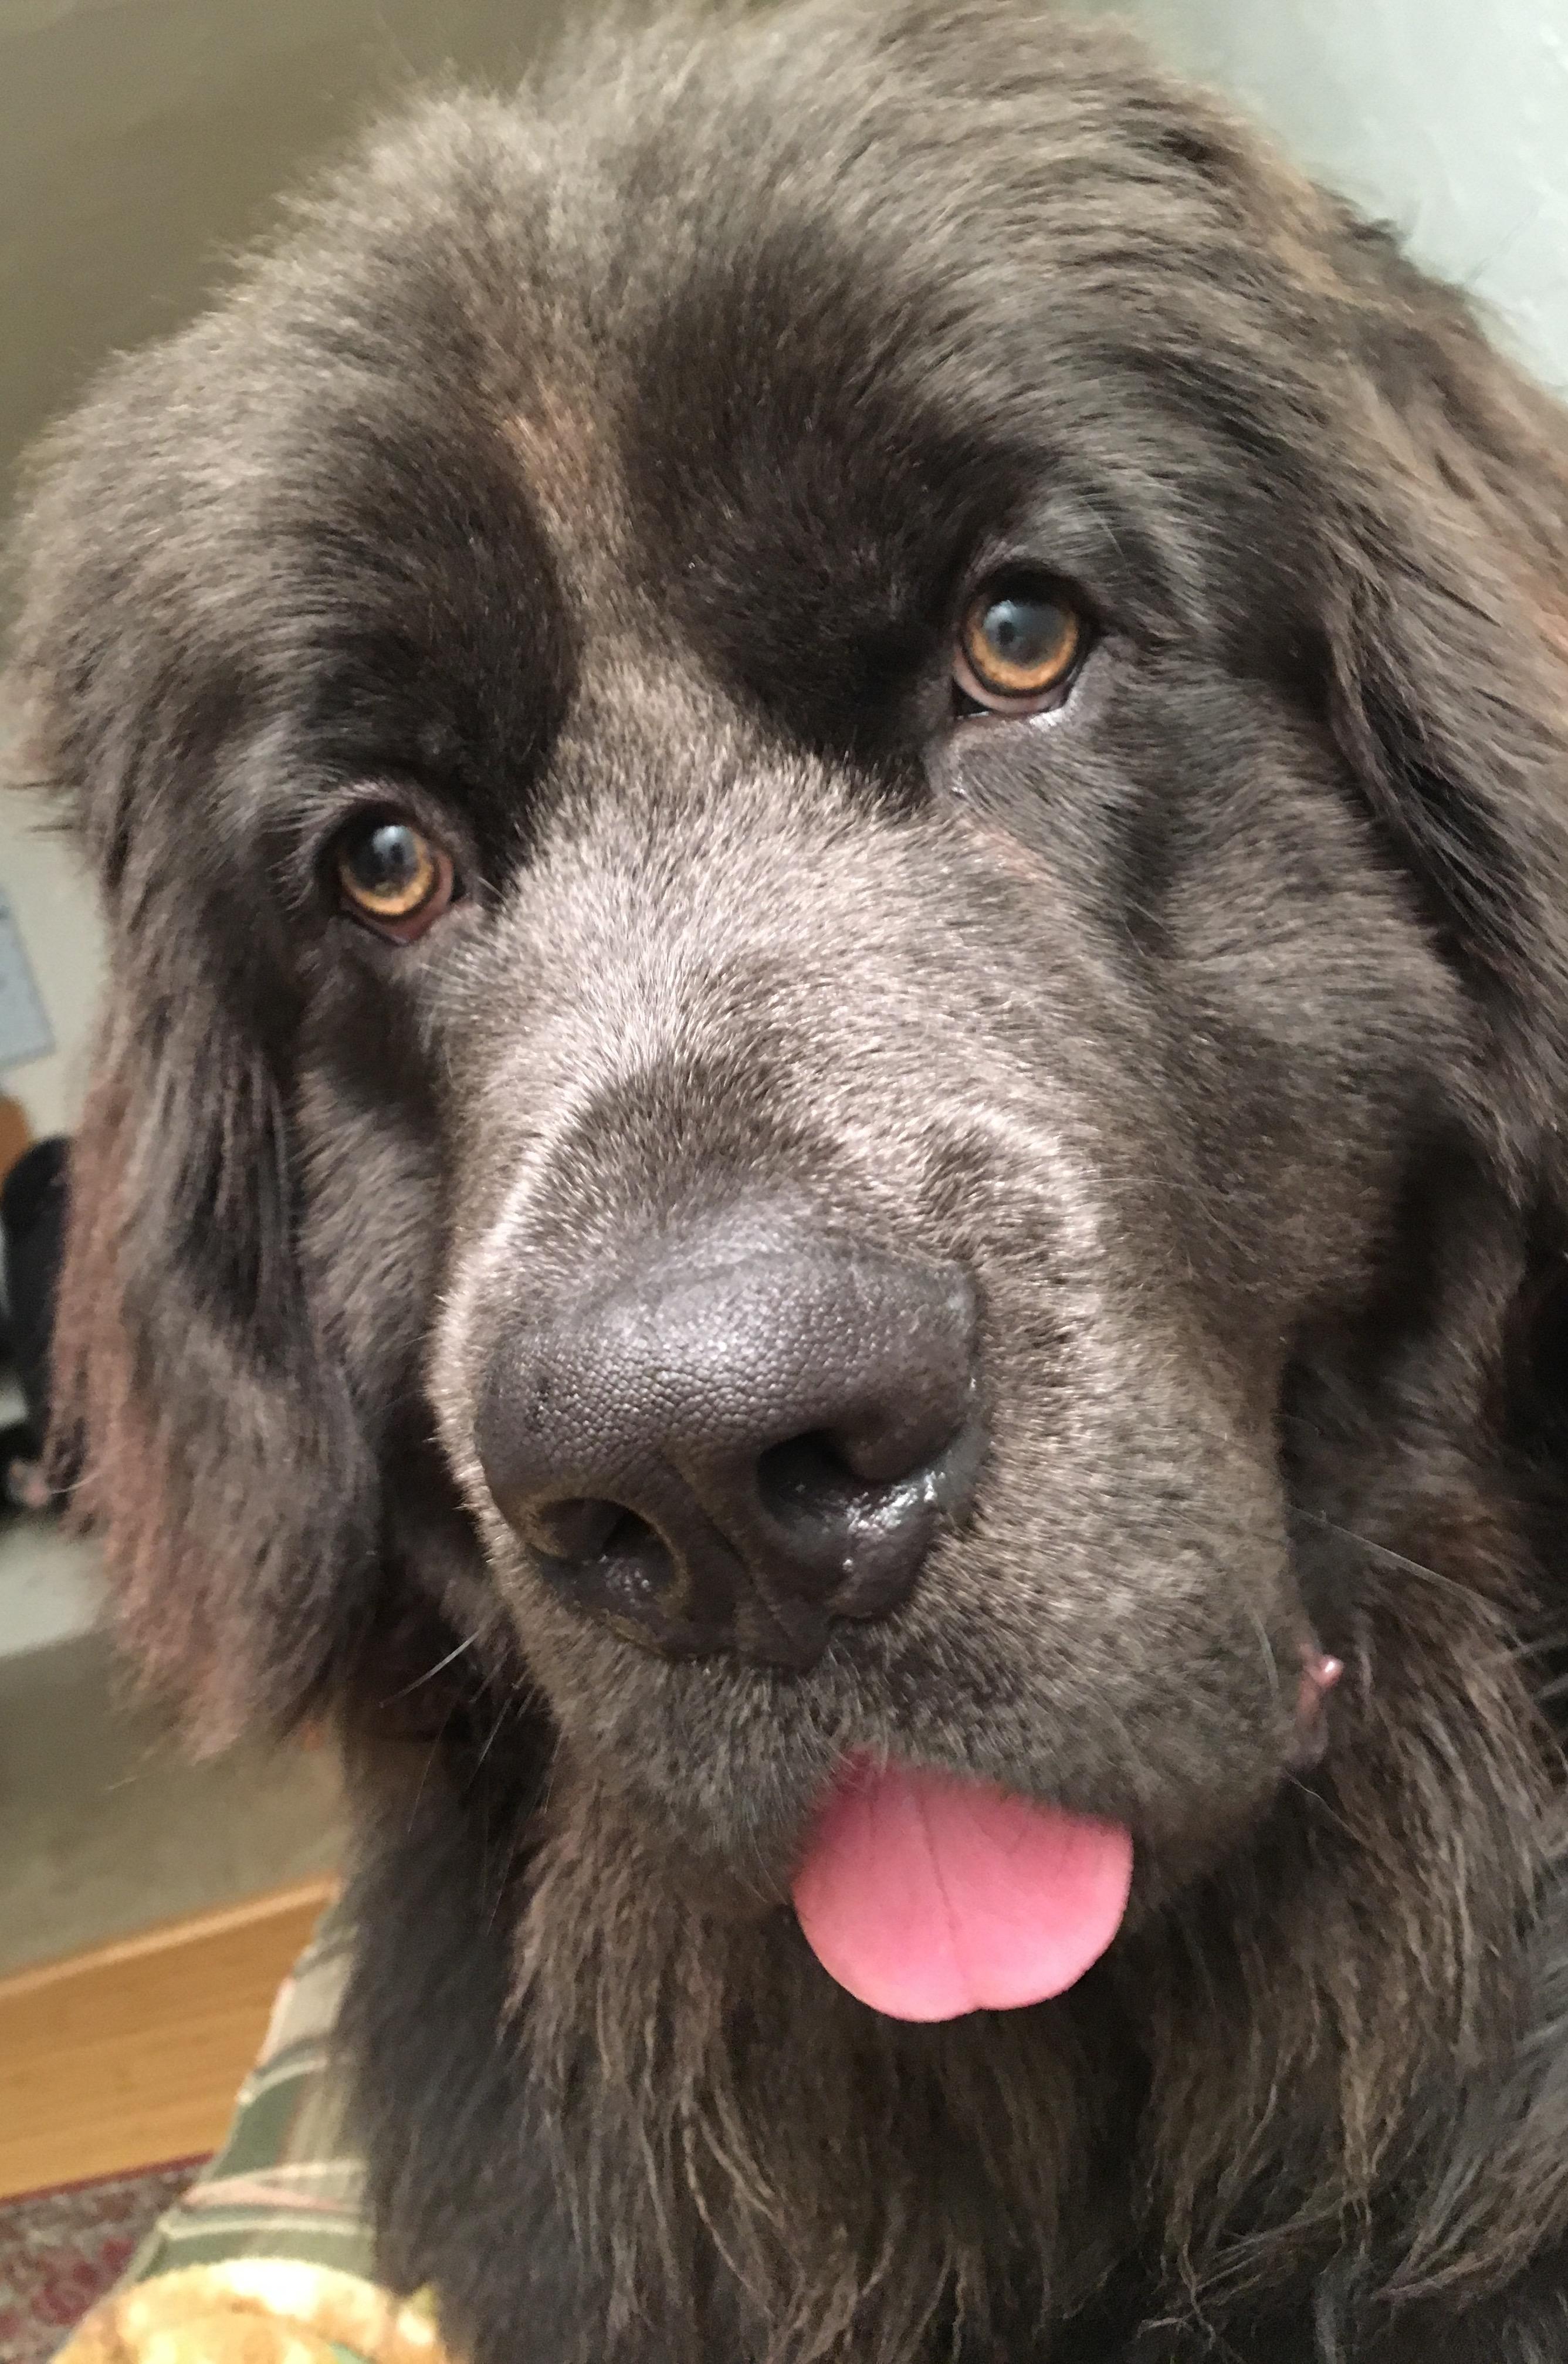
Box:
left=307, top=770, right=465, bottom=854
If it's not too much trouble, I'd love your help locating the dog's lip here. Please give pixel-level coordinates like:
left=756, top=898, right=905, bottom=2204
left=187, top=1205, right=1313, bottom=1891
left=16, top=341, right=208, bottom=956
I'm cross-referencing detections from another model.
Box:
left=553, top=1603, right=1340, bottom=1916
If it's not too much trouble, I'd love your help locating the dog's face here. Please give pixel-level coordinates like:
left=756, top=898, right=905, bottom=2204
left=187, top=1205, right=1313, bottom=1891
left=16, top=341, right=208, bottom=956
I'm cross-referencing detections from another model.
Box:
left=414, top=297, right=1446, bottom=1895
left=12, top=4, right=1568, bottom=1963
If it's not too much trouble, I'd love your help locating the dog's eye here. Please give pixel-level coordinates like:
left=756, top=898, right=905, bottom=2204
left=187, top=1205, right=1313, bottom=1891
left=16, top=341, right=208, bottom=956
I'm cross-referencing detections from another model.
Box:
left=334, top=814, right=456, bottom=942
left=954, top=577, right=1086, bottom=714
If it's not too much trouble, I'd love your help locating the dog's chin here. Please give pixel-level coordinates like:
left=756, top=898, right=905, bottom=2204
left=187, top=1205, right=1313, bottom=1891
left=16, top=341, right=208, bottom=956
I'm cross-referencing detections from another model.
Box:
left=533, top=1639, right=1306, bottom=1964
left=530, top=1727, right=1299, bottom=2042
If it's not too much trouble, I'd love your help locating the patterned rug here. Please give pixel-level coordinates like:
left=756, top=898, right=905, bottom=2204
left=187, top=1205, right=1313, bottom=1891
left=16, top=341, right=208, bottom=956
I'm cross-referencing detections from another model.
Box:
left=0, top=2164, right=203, bottom=2364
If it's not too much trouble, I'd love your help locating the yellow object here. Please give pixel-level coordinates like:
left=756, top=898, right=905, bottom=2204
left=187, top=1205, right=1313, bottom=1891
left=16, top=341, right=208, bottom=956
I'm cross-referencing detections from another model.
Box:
left=54, top=2260, right=453, bottom=2364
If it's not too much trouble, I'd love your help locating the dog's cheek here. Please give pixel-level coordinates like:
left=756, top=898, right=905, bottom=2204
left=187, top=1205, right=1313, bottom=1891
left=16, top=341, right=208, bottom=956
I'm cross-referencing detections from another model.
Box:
left=294, top=1067, right=447, bottom=1426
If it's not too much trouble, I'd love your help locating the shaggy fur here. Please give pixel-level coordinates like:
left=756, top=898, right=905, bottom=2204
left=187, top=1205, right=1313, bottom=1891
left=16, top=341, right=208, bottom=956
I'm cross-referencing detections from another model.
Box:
left=9, top=3, right=1568, bottom=2355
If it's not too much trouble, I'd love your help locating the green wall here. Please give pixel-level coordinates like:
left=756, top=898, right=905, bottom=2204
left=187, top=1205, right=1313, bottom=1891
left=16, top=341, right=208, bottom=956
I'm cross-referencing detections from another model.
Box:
left=1089, top=0, right=1568, bottom=392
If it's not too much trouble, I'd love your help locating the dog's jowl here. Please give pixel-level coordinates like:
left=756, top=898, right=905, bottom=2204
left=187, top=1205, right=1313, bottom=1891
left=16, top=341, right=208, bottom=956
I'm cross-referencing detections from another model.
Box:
left=10, top=4, right=1568, bottom=2358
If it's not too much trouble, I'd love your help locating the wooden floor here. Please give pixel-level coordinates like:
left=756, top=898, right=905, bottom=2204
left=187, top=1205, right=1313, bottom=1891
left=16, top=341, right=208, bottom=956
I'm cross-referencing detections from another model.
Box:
left=0, top=1877, right=337, bottom=2200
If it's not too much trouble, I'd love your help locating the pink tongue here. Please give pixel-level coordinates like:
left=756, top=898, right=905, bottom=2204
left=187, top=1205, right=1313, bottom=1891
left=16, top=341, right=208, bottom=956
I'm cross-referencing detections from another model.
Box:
left=792, top=1759, right=1133, bottom=2023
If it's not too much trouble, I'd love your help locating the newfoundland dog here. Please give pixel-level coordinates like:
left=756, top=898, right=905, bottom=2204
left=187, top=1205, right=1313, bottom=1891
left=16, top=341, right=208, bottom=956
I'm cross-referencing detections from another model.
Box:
left=9, top=3, right=1568, bottom=2356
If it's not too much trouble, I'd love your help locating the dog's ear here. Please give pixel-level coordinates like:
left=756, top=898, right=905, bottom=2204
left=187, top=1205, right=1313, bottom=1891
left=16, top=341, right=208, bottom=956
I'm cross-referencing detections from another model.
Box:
left=1318, top=218, right=1568, bottom=1187
left=6, top=407, right=382, bottom=1747
left=50, top=992, right=380, bottom=1744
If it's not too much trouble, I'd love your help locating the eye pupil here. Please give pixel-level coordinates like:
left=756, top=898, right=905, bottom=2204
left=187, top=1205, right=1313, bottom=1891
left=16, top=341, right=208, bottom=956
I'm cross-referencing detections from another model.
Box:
left=956, top=577, right=1086, bottom=709
left=974, top=596, right=1073, bottom=681
left=353, top=823, right=425, bottom=903
left=985, top=598, right=1054, bottom=667
left=335, top=813, right=452, bottom=932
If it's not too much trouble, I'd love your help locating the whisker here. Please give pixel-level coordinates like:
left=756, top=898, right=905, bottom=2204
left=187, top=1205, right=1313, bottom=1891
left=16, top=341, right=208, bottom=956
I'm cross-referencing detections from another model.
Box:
left=1284, top=1773, right=1359, bottom=1845
left=472, top=1696, right=513, bottom=1775
left=1247, top=1601, right=1282, bottom=1717
left=380, top=1631, right=479, bottom=1706
left=406, top=1698, right=460, bottom=1834
left=1293, top=1511, right=1482, bottom=1605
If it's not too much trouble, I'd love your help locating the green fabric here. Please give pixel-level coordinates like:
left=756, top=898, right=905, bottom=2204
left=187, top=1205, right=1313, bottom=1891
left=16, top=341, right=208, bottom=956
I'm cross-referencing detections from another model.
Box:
left=50, top=1899, right=462, bottom=2363
left=121, top=1896, right=373, bottom=2287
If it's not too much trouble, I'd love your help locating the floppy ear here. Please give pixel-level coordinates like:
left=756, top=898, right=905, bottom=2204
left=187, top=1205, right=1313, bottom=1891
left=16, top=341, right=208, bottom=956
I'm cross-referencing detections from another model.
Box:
left=50, top=987, right=380, bottom=1744
left=5, top=400, right=383, bottom=1748
left=1319, top=219, right=1568, bottom=1188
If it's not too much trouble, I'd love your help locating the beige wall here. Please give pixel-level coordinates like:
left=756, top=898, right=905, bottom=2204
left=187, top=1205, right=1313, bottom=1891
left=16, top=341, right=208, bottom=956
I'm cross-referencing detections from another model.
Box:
left=0, top=0, right=573, bottom=486
left=1092, top=0, right=1568, bottom=394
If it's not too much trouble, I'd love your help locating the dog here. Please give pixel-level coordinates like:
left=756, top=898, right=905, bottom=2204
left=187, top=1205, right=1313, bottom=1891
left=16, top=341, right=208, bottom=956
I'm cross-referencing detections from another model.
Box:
left=9, top=2, right=1568, bottom=2355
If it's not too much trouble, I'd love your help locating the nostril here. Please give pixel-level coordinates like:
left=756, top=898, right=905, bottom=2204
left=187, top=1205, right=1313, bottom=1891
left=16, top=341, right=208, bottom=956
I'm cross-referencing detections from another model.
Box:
left=527, top=1495, right=617, bottom=1560
left=520, top=1494, right=693, bottom=1653
left=831, top=1402, right=967, bottom=1489
left=757, top=1430, right=862, bottom=1530
left=756, top=1400, right=973, bottom=1534
left=529, top=1496, right=663, bottom=1568
left=601, top=1507, right=658, bottom=1561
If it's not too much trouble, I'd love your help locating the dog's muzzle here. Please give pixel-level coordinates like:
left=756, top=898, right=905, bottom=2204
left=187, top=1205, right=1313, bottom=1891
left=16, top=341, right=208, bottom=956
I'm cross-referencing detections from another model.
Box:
left=475, top=1211, right=984, bottom=1670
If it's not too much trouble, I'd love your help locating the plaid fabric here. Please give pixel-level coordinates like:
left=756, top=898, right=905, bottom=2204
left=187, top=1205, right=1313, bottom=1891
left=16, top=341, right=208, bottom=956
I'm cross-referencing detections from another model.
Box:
left=53, top=1902, right=458, bottom=2364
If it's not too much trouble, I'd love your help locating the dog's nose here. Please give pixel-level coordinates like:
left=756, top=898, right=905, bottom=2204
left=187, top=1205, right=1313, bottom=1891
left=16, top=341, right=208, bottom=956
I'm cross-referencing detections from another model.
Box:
left=475, top=1218, right=982, bottom=1670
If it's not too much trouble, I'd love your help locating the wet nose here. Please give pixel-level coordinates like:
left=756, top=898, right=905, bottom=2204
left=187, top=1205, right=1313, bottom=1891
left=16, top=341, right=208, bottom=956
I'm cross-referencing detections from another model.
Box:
left=475, top=1216, right=982, bottom=1669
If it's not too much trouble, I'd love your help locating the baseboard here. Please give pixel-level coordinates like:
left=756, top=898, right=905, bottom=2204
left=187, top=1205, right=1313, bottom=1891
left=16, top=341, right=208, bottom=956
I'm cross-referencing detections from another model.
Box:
left=0, top=1876, right=338, bottom=2201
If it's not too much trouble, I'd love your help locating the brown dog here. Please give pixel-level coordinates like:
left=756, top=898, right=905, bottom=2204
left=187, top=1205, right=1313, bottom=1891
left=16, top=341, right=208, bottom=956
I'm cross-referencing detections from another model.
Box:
left=9, top=4, right=1568, bottom=2356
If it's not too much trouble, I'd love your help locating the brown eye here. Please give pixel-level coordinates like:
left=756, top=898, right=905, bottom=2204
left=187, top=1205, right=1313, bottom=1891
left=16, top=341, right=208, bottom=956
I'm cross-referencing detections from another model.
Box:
left=954, top=577, right=1086, bottom=713
left=334, top=814, right=456, bottom=941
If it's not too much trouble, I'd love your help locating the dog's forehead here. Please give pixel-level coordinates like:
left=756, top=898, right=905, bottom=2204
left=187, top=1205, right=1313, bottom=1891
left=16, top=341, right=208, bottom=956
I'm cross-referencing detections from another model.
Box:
left=421, top=24, right=1333, bottom=668
left=202, top=8, right=1335, bottom=782
left=460, top=110, right=1208, bottom=637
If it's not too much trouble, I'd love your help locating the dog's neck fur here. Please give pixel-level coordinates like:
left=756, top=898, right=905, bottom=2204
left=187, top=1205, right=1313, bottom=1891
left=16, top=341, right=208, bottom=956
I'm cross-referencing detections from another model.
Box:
left=499, top=1524, right=1554, bottom=2363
